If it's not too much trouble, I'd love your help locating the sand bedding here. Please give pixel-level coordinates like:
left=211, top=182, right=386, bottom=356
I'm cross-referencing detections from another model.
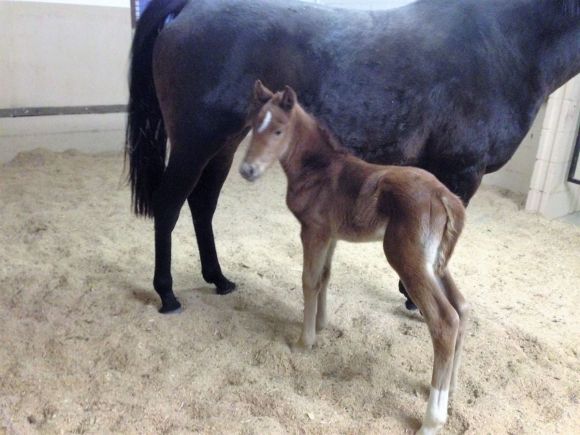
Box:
left=0, top=147, right=579, bottom=434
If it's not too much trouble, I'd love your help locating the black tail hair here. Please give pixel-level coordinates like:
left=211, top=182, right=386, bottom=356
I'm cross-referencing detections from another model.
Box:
left=125, top=0, right=188, bottom=217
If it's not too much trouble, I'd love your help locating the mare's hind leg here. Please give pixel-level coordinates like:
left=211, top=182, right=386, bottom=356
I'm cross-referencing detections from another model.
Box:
left=316, top=239, right=336, bottom=332
left=152, top=146, right=209, bottom=313
left=439, top=270, right=469, bottom=395
left=187, top=136, right=244, bottom=294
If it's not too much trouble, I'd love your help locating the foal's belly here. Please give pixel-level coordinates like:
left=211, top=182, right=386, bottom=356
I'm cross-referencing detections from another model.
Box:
left=336, top=223, right=387, bottom=244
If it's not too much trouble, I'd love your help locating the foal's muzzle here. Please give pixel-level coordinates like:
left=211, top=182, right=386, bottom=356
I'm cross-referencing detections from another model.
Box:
left=239, top=162, right=261, bottom=182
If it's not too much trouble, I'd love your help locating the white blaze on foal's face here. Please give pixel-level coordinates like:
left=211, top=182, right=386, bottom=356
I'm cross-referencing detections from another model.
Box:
left=240, top=84, right=297, bottom=182
left=256, top=110, right=272, bottom=133
left=241, top=103, right=292, bottom=180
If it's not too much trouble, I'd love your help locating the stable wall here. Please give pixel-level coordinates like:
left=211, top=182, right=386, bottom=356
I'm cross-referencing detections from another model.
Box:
left=0, top=0, right=131, bottom=162
left=526, top=75, right=580, bottom=218
left=484, top=73, right=580, bottom=218
left=483, top=106, right=546, bottom=197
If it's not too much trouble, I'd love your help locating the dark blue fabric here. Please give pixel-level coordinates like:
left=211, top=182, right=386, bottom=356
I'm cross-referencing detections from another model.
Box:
left=136, top=0, right=152, bottom=20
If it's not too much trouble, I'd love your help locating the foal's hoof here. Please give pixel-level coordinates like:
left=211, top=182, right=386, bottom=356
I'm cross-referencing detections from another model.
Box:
left=290, top=338, right=314, bottom=353
left=214, top=277, right=237, bottom=295
left=159, top=295, right=182, bottom=314
left=416, top=424, right=443, bottom=435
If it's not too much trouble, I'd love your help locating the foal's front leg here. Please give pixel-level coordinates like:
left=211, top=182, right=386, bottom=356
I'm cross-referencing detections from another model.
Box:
left=293, top=227, right=332, bottom=351
left=316, top=239, right=336, bottom=332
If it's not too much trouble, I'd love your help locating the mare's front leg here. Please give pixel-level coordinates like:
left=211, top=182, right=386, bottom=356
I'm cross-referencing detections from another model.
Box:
left=187, top=140, right=241, bottom=294
left=293, top=226, right=332, bottom=351
left=316, top=239, right=336, bottom=332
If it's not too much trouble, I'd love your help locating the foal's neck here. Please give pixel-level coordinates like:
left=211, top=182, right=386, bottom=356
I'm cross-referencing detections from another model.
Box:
left=279, top=105, right=341, bottom=184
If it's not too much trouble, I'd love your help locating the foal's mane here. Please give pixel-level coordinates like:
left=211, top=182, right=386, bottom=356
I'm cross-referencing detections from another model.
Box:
left=315, top=119, right=348, bottom=155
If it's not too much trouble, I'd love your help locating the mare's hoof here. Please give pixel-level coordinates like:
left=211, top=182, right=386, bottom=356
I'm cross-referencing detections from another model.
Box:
left=159, top=295, right=182, bottom=314
left=215, top=277, right=237, bottom=295
left=398, top=281, right=417, bottom=311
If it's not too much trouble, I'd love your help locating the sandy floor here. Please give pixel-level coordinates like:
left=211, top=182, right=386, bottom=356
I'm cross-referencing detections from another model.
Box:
left=0, top=148, right=579, bottom=434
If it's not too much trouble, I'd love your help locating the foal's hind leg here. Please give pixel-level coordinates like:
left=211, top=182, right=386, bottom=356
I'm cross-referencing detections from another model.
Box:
left=187, top=137, right=244, bottom=294
left=439, top=269, right=469, bottom=395
left=403, top=271, right=459, bottom=435
left=399, top=163, right=483, bottom=312
left=385, top=236, right=459, bottom=434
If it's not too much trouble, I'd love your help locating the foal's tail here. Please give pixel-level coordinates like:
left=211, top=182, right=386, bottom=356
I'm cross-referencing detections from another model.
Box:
left=435, top=194, right=465, bottom=274
left=125, top=0, right=189, bottom=217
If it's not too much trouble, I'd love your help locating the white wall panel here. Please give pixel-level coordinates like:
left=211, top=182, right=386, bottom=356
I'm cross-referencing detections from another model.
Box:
left=7, top=0, right=128, bottom=7
left=0, top=2, right=131, bottom=108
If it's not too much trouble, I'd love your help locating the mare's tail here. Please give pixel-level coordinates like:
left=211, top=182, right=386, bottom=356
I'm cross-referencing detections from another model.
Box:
left=435, top=194, right=465, bottom=274
left=125, top=0, right=188, bottom=217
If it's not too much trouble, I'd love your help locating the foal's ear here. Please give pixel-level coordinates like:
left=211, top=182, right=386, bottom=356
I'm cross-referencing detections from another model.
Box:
left=280, top=86, right=297, bottom=112
left=253, top=80, right=274, bottom=104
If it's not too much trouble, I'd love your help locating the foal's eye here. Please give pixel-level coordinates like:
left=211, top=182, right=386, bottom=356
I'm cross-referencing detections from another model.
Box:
left=275, top=130, right=282, bottom=135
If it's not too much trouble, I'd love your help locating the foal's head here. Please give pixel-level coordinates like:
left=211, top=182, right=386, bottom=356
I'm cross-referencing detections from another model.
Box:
left=240, top=80, right=298, bottom=181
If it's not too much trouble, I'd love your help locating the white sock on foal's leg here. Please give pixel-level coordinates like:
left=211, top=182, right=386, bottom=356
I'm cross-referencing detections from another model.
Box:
left=417, top=387, right=449, bottom=435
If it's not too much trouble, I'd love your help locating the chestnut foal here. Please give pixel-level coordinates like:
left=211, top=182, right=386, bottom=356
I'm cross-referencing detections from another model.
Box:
left=240, top=81, right=469, bottom=435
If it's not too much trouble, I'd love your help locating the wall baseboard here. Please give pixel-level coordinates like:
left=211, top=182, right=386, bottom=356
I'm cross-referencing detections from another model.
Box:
left=0, top=105, right=127, bottom=118
left=0, top=113, right=126, bottom=162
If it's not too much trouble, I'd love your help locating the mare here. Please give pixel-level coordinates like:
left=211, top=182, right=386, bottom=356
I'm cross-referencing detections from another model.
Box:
left=126, top=0, right=580, bottom=313
left=240, top=81, right=467, bottom=435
